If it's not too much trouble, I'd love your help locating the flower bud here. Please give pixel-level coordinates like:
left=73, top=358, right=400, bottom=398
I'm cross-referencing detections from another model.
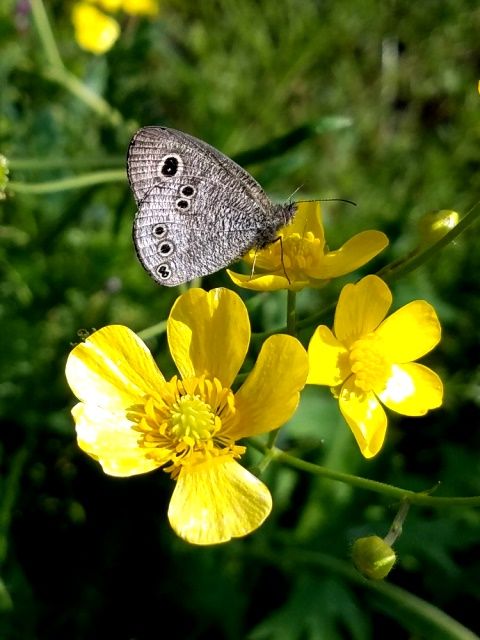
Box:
left=417, top=209, right=459, bottom=248
left=351, top=535, right=396, bottom=580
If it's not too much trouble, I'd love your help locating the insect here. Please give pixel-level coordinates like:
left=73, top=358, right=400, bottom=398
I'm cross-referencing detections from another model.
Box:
left=126, top=126, right=297, bottom=286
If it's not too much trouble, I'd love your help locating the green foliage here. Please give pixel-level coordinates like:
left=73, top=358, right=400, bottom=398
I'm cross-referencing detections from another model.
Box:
left=1, top=0, right=480, bottom=638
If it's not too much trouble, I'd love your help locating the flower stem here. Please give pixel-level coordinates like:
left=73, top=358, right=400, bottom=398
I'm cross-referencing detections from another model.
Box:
left=249, top=441, right=480, bottom=507
left=8, top=157, right=124, bottom=171
left=30, top=0, right=64, bottom=71
left=272, top=201, right=480, bottom=337
left=286, top=290, right=297, bottom=336
left=377, top=202, right=480, bottom=283
left=9, top=170, right=126, bottom=194
left=138, top=320, right=168, bottom=342
left=250, top=547, right=479, bottom=640
left=30, top=0, right=128, bottom=129
left=384, top=499, right=410, bottom=546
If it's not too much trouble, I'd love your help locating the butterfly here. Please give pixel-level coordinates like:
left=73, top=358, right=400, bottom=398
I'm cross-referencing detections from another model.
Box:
left=127, top=126, right=296, bottom=286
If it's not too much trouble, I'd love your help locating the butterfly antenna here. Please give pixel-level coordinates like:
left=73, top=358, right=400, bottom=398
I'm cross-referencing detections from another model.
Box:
left=296, top=197, right=358, bottom=207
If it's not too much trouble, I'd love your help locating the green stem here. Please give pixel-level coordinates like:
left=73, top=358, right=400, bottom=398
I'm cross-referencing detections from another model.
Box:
left=377, top=203, right=480, bottom=283
left=252, top=547, right=479, bottom=640
left=43, top=67, right=126, bottom=129
left=138, top=320, right=168, bottom=342
left=249, top=441, right=480, bottom=507
left=8, top=157, right=124, bottom=171
left=384, top=499, right=410, bottom=546
left=9, top=170, right=126, bottom=194
left=257, top=202, right=480, bottom=338
left=30, top=0, right=64, bottom=71
left=286, top=290, right=297, bottom=336
left=31, top=0, right=128, bottom=129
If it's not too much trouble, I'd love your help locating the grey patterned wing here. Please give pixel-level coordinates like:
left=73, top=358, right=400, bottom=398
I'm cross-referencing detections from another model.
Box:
left=132, top=174, right=271, bottom=286
left=128, top=126, right=281, bottom=286
left=127, top=126, right=273, bottom=211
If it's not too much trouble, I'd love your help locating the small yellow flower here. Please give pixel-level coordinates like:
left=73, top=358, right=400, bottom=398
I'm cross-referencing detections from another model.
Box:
left=72, top=2, right=120, bottom=54
left=121, top=0, right=159, bottom=15
left=307, top=275, right=443, bottom=458
left=227, top=202, right=389, bottom=292
left=65, top=288, right=308, bottom=544
left=89, top=0, right=159, bottom=15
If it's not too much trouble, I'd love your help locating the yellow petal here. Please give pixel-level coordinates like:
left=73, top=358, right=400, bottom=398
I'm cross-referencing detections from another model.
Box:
left=231, top=335, right=309, bottom=438
left=227, top=269, right=306, bottom=292
left=339, top=377, right=388, bottom=458
left=65, top=325, right=165, bottom=409
left=72, top=3, right=120, bottom=54
left=168, top=457, right=272, bottom=545
left=309, top=231, right=389, bottom=279
left=285, top=201, right=325, bottom=241
left=375, top=301, right=441, bottom=363
left=334, top=275, right=392, bottom=347
left=377, top=363, right=443, bottom=416
left=167, top=288, right=250, bottom=387
left=307, top=325, right=350, bottom=386
left=72, top=403, right=162, bottom=476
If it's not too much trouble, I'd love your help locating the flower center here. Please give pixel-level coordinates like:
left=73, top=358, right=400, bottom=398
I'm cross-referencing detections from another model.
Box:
left=127, top=375, right=243, bottom=477
left=282, top=232, right=322, bottom=273
left=349, top=333, right=390, bottom=392
left=168, top=394, right=218, bottom=443
left=251, top=231, right=323, bottom=278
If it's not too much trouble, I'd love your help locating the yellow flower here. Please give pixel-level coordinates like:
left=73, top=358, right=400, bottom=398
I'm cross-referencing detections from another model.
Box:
left=72, top=2, right=120, bottom=54
left=121, top=0, right=159, bottom=15
left=307, top=275, right=443, bottom=458
left=65, top=288, right=308, bottom=544
left=90, top=0, right=159, bottom=15
left=227, top=202, right=389, bottom=292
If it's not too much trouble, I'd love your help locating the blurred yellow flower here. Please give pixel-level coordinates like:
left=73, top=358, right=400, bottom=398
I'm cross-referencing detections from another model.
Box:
left=307, top=275, right=443, bottom=458
left=95, top=0, right=159, bottom=14
left=65, top=288, right=308, bottom=545
left=121, top=0, right=159, bottom=15
left=72, top=2, right=120, bottom=54
left=73, top=0, right=159, bottom=54
left=227, top=202, right=388, bottom=291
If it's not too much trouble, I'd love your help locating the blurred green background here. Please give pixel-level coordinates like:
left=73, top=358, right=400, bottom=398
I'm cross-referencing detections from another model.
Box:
left=1, top=0, right=480, bottom=638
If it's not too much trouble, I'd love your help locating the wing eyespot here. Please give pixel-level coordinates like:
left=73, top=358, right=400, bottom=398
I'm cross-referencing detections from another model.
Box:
left=156, top=264, right=172, bottom=280
left=176, top=198, right=191, bottom=211
left=157, top=154, right=183, bottom=178
left=158, top=240, right=174, bottom=257
left=179, top=184, right=196, bottom=198
left=153, top=224, right=167, bottom=238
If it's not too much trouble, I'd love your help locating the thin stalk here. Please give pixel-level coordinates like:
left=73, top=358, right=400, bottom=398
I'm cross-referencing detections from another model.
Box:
left=249, top=441, right=480, bottom=508
left=9, top=170, right=126, bottom=194
left=251, top=547, right=479, bottom=640
left=286, top=290, right=297, bottom=336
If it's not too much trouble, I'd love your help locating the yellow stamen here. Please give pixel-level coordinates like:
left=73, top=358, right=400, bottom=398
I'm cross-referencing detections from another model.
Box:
left=349, top=334, right=390, bottom=392
left=259, top=231, right=324, bottom=277
left=127, top=376, right=243, bottom=478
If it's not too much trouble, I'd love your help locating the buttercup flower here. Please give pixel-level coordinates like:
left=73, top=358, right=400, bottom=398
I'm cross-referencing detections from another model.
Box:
left=95, top=0, right=159, bottom=14
left=72, top=2, right=120, bottom=54
left=307, top=275, right=443, bottom=458
left=65, top=288, right=308, bottom=544
left=72, top=0, right=159, bottom=54
left=227, top=202, right=388, bottom=291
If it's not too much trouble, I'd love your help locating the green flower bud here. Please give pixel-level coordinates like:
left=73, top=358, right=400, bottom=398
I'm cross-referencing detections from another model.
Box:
left=351, top=535, right=396, bottom=580
left=417, top=209, right=459, bottom=248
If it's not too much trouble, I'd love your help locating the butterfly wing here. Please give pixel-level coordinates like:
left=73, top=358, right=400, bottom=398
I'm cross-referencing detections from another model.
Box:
left=127, top=127, right=277, bottom=286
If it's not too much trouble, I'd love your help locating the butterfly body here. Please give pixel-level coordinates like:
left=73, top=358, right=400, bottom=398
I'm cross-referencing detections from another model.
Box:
left=127, top=126, right=296, bottom=286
